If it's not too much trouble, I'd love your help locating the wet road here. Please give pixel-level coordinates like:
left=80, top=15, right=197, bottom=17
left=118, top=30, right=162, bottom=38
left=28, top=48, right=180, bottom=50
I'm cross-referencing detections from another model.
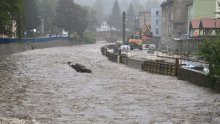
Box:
left=0, top=41, right=220, bottom=124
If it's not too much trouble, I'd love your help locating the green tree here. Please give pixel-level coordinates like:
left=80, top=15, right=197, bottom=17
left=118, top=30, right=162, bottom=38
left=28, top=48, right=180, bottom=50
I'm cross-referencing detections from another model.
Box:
left=109, top=0, right=121, bottom=30
left=38, top=0, right=59, bottom=33
left=54, top=0, right=88, bottom=38
left=24, top=0, right=40, bottom=31
left=127, top=3, right=135, bottom=31
left=0, top=0, right=24, bottom=38
left=198, top=38, right=220, bottom=84
left=84, top=7, right=97, bottom=32
left=93, top=0, right=104, bottom=24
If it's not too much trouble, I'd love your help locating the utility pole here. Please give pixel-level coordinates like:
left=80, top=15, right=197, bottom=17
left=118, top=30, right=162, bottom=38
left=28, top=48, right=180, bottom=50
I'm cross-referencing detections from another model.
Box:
left=123, top=11, right=126, bottom=45
left=137, top=17, right=142, bottom=39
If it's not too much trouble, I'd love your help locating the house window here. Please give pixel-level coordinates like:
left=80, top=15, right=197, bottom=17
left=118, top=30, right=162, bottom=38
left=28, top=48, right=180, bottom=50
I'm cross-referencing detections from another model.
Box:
left=156, top=11, right=159, bottom=16
left=156, top=29, right=159, bottom=34
left=156, top=20, right=159, bottom=25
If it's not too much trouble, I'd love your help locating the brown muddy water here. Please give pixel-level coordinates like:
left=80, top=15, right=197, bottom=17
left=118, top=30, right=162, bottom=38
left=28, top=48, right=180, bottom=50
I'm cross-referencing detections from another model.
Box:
left=0, top=41, right=220, bottom=124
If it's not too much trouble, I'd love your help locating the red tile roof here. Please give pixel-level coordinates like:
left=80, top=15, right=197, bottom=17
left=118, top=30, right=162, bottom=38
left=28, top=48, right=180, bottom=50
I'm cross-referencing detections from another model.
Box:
left=215, top=19, right=220, bottom=28
left=190, top=20, right=200, bottom=29
left=200, top=18, right=216, bottom=28
left=190, top=18, right=220, bottom=29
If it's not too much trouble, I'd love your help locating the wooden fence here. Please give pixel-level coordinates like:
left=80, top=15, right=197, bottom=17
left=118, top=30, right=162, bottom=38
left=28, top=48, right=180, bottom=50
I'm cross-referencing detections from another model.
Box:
left=142, top=60, right=176, bottom=76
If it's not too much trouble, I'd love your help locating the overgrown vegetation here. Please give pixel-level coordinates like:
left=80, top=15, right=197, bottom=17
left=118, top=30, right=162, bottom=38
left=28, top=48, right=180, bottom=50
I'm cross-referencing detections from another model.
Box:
left=54, top=0, right=88, bottom=38
left=108, top=0, right=121, bottom=30
left=82, top=32, right=96, bottom=44
left=71, top=32, right=96, bottom=44
left=0, top=0, right=24, bottom=38
left=38, top=0, right=59, bottom=34
left=24, top=0, right=40, bottom=31
left=198, top=38, right=220, bottom=88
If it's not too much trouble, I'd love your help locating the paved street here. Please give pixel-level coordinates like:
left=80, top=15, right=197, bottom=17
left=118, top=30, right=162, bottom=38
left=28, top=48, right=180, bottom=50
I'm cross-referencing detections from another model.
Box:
left=0, top=41, right=220, bottom=124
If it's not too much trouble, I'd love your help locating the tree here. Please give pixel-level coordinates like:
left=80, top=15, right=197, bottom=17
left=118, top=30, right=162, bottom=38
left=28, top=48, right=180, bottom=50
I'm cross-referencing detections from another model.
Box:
left=93, top=0, right=104, bottom=24
left=24, top=0, right=40, bottom=31
left=198, top=38, right=220, bottom=85
left=109, top=0, right=121, bottom=30
left=38, top=0, right=59, bottom=33
left=127, top=3, right=135, bottom=31
left=84, top=7, right=97, bottom=32
left=54, top=0, right=88, bottom=38
left=0, top=0, right=24, bottom=38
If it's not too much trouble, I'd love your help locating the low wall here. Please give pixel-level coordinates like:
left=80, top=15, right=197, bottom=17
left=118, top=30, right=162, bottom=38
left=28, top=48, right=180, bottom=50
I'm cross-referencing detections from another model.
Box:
left=120, top=54, right=128, bottom=65
left=178, top=67, right=220, bottom=92
left=0, top=37, right=69, bottom=44
left=0, top=37, right=75, bottom=56
left=101, top=45, right=219, bottom=92
left=127, top=58, right=144, bottom=70
left=142, top=60, right=176, bottom=76
left=106, top=51, right=118, bottom=62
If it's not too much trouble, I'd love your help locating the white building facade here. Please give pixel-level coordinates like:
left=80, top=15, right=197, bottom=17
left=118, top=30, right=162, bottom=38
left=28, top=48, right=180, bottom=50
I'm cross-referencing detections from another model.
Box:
left=96, top=21, right=111, bottom=32
left=151, top=8, right=162, bottom=37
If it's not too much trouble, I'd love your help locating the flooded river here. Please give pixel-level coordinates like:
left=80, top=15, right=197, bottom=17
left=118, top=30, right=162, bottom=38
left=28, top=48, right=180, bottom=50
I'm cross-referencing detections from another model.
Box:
left=0, top=41, right=220, bottom=124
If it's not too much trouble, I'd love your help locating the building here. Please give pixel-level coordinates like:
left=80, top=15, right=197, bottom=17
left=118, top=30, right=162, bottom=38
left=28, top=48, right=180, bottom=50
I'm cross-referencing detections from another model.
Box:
left=139, top=11, right=151, bottom=29
left=0, top=21, right=17, bottom=38
left=151, top=8, right=162, bottom=37
left=189, top=18, right=220, bottom=36
left=161, top=0, right=191, bottom=37
left=187, top=0, right=220, bottom=35
left=193, top=0, right=220, bottom=19
left=96, top=21, right=111, bottom=32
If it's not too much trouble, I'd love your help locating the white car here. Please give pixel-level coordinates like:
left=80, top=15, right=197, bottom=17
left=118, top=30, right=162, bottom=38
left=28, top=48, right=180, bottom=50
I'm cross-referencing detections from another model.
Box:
left=120, top=45, right=130, bottom=51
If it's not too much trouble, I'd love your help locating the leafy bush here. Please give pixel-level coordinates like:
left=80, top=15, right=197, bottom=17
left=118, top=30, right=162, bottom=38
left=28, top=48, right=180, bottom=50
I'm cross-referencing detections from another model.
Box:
left=70, top=32, right=96, bottom=44
left=82, top=32, right=96, bottom=44
left=70, top=32, right=81, bottom=42
left=198, top=38, right=220, bottom=87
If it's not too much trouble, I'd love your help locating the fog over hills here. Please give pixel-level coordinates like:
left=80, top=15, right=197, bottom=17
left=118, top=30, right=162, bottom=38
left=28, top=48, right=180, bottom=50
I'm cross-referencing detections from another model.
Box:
left=75, top=0, right=163, bottom=15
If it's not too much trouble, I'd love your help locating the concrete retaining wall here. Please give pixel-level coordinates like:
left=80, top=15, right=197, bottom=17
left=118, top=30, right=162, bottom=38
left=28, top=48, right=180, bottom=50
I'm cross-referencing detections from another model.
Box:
left=178, top=67, right=208, bottom=86
left=0, top=39, right=75, bottom=56
left=101, top=45, right=220, bottom=92
left=178, top=67, right=220, bottom=92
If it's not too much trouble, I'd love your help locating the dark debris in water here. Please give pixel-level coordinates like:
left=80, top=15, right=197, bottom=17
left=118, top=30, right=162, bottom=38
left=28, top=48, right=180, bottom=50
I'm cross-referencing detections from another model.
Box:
left=67, top=62, right=92, bottom=73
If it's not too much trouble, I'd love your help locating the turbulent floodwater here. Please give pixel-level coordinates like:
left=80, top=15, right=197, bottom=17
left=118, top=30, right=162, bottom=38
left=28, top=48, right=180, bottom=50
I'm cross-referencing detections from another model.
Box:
left=0, top=41, right=220, bottom=124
